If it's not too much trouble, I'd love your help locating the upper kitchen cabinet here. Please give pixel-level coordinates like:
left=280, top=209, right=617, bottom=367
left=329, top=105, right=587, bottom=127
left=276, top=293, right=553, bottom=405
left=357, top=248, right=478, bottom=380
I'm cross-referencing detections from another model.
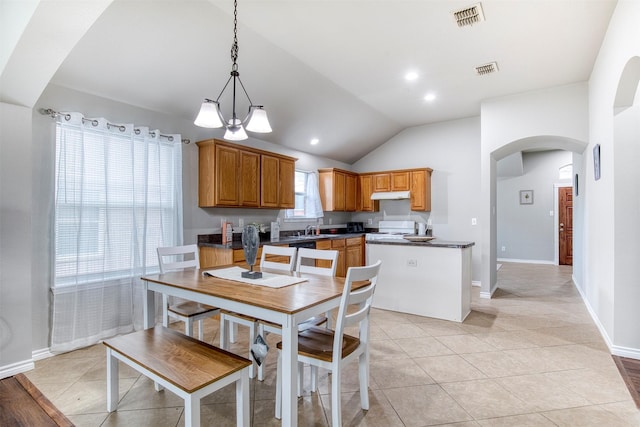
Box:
left=261, top=154, right=295, bottom=209
left=360, top=168, right=433, bottom=212
left=318, top=168, right=358, bottom=212
left=196, top=139, right=296, bottom=209
left=410, top=168, right=433, bottom=211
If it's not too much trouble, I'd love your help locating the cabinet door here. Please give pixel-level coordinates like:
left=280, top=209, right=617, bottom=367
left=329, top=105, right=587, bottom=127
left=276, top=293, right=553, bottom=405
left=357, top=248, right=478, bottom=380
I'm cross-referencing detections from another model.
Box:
left=346, top=244, right=362, bottom=270
left=372, top=173, right=390, bottom=192
left=314, top=239, right=333, bottom=269
left=239, top=150, right=260, bottom=207
left=359, top=175, right=378, bottom=212
left=391, top=172, right=410, bottom=191
left=334, top=171, right=346, bottom=211
left=200, top=246, right=233, bottom=268
left=261, top=154, right=280, bottom=208
left=278, top=158, right=295, bottom=208
left=331, top=238, right=346, bottom=277
left=215, top=144, right=240, bottom=206
left=410, top=169, right=431, bottom=211
left=198, top=142, right=216, bottom=207
left=345, top=173, right=357, bottom=211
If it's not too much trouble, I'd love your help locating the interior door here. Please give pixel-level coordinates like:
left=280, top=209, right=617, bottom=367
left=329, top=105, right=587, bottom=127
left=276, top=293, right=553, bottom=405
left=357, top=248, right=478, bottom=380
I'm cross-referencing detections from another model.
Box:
left=559, top=186, right=573, bottom=265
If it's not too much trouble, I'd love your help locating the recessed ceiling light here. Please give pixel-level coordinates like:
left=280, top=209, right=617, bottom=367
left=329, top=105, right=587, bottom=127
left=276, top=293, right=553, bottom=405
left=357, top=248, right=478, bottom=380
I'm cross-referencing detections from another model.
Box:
left=424, top=93, right=436, bottom=102
left=310, top=138, right=319, bottom=145
left=405, top=71, right=419, bottom=81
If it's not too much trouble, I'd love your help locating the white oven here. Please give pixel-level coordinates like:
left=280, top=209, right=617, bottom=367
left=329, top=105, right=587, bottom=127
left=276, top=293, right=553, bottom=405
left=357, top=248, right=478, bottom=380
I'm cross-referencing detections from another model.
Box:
left=365, top=220, right=415, bottom=242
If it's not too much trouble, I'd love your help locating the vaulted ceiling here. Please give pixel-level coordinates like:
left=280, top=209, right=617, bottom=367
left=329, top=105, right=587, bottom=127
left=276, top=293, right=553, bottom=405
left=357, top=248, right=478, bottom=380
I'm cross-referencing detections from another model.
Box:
left=5, top=0, right=617, bottom=163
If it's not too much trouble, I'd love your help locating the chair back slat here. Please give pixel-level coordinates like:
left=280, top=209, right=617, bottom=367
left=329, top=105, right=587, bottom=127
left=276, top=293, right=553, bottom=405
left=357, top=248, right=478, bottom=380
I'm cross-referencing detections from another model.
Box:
left=260, top=245, right=297, bottom=272
left=333, top=260, right=382, bottom=356
left=157, top=244, right=200, bottom=273
left=296, top=248, right=338, bottom=277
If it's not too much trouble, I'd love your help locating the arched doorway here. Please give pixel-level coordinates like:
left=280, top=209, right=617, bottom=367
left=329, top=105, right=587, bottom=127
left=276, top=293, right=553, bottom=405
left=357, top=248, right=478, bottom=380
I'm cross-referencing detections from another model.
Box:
left=482, top=136, right=587, bottom=298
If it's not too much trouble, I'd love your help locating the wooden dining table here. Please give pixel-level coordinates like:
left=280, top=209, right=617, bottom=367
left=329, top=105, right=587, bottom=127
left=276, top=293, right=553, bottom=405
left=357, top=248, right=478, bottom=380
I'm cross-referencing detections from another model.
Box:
left=141, top=265, right=364, bottom=427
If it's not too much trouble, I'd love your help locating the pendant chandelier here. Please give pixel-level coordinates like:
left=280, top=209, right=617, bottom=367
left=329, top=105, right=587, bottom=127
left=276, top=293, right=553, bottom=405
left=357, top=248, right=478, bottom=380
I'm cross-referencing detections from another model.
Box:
left=194, top=0, right=271, bottom=141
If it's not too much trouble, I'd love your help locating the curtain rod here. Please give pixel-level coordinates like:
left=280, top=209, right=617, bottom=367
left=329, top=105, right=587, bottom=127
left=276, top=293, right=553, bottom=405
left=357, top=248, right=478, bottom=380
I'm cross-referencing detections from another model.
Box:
left=39, top=108, right=191, bottom=144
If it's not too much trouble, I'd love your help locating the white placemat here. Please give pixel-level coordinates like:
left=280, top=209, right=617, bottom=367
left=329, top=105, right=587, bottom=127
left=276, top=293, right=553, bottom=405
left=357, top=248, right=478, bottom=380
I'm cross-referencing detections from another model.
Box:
left=202, top=266, right=308, bottom=288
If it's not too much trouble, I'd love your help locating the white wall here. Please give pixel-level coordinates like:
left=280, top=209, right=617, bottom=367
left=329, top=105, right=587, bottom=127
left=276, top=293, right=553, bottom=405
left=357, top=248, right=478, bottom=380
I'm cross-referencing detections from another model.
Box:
left=352, top=117, right=483, bottom=283
left=587, top=0, right=640, bottom=356
left=0, top=102, right=34, bottom=375
left=497, top=150, right=572, bottom=262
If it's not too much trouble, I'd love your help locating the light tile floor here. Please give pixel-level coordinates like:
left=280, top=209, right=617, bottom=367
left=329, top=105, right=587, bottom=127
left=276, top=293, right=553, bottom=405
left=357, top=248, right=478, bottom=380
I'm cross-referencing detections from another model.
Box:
left=25, top=262, right=640, bottom=426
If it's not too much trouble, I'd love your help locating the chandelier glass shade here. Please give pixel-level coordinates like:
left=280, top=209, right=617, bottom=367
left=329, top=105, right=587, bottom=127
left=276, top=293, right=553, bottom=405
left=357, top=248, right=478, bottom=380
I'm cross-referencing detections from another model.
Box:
left=194, top=0, right=271, bottom=140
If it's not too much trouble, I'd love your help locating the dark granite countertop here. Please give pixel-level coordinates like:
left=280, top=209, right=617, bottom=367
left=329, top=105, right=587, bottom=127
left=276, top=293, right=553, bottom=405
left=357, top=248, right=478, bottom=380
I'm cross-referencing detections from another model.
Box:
left=366, top=239, right=474, bottom=249
left=198, top=232, right=368, bottom=250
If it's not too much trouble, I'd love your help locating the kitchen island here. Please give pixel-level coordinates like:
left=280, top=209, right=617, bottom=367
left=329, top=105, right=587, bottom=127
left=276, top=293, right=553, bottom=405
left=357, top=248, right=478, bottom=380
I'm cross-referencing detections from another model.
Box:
left=366, top=239, right=474, bottom=322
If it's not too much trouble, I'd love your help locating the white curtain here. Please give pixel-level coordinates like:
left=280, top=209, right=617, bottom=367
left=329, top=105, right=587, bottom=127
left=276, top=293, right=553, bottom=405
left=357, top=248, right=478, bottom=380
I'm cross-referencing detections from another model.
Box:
left=51, top=112, right=183, bottom=352
left=305, top=171, right=324, bottom=218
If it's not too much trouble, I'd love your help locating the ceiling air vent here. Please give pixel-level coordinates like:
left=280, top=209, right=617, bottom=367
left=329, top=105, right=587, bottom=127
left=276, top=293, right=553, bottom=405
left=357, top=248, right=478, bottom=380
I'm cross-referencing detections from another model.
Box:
left=475, top=62, right=499, bottom=76
left=452, top=3, right=485, bottom=27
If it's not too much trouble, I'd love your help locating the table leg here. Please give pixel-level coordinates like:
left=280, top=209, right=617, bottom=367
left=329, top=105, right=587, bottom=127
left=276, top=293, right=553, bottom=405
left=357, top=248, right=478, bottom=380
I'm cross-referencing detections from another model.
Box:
left=142, top=282, right=155, bottom=329
left=281, top=315, right=298, bottom=427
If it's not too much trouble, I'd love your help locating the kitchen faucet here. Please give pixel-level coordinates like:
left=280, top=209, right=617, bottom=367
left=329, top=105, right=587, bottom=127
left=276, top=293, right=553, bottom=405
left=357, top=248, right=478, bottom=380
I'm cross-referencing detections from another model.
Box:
left=305, top=225, right=315, bottom=235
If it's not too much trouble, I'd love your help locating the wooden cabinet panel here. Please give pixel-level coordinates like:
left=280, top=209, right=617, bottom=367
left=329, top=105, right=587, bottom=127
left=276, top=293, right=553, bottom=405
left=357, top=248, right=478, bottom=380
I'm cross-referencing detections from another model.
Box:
left=373, top=173, right=390, bottom=192
left=200, top=246, right=233, bottom=268
left=239, top=150, right=260, bottom=207
left=334, top=171, right=346, bottom=211
left=331, top=238, right=346, bottom=277
left=261, top=154, right=280, bottom=208
left=345, top=173, right=357, bottom=211
left=410, top=169, right=432, bottom=211
left=215, top=144, right=240, bottom=206
left=391, top=172, right=410, bottom=191
left=278, top=158, right=295, bottom=208
left=197, top=142, right=216, bottom=207
left=359, top=175, right=379, bottom=212
left=346, top=236, right=364, bottom=272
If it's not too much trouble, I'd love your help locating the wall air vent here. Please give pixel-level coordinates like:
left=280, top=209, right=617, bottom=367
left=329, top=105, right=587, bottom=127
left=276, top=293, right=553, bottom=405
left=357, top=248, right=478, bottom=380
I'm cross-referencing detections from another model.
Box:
left=452, top=3, right=485, bottom=27
left=475, top=62, right=499, bottom=76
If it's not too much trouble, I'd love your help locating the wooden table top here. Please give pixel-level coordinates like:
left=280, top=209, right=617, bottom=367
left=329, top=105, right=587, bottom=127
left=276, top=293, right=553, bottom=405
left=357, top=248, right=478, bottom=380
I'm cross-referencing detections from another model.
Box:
left=142, top=266, right=360, bottom=315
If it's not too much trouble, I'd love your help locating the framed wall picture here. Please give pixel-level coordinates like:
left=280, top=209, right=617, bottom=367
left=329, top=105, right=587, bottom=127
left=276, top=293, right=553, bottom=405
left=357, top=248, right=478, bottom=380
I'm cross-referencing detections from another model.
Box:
left=519, top=190, right=534, bottom=205
left=593, top=144, right=601, bottom=181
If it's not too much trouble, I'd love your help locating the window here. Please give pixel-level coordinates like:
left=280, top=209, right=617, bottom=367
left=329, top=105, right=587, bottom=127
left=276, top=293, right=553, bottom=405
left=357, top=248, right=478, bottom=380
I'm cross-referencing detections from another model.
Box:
left=53, top=117, right=182, bottom=286
left=285, top=170, right=324, bottom=220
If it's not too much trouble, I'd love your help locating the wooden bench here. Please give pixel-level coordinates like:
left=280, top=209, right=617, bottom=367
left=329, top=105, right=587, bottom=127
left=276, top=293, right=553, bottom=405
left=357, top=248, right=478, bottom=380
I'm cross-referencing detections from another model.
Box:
left=103, top=326, right=251, bottom=427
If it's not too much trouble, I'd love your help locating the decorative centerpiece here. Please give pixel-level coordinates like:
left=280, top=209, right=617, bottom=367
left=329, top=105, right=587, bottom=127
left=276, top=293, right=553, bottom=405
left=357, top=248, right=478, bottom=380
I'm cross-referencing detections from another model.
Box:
left=241, top=224, right=262, bottom=279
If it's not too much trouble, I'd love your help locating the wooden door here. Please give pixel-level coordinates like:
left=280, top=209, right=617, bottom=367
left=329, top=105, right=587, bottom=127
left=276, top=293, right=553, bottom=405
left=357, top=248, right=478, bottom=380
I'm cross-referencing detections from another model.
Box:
left=372, top=173, right=390, bottom=192
left=391, top=172, right=410, bottom=191
left=334, top=171, right=346, bottom=211
left=359, top=175, right=375, bottom=211
left=559, top=186, right=573, bottom=265
left=345, top=173, right=357, bottom=211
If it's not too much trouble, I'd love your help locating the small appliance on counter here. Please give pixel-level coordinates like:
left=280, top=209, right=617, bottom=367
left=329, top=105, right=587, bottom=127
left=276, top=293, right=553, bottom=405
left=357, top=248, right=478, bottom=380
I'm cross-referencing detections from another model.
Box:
left=346, top=222, right=365, bottom=233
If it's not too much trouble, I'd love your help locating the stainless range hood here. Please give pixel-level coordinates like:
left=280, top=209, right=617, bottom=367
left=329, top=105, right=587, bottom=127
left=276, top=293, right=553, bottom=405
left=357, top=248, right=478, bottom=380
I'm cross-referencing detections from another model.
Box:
left=370, top=190, right=411, bottom=200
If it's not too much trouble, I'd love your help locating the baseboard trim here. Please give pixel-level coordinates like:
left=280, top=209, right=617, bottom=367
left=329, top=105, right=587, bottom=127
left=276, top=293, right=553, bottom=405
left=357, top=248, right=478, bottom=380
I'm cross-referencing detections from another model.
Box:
left=0, top=358, right=35, bottom=380
left=497, top=258, right=555, bottom=265
left=32, top=348, right=55, bottom=362
left=472, top=280, right=481, bottom=287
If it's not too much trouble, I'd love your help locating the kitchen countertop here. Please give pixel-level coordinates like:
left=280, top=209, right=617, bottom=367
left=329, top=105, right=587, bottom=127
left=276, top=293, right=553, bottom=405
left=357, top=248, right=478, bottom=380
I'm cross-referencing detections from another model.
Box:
left=366, top=239, right=475, bottom=249
left=198, top=232, right=367, bottom=250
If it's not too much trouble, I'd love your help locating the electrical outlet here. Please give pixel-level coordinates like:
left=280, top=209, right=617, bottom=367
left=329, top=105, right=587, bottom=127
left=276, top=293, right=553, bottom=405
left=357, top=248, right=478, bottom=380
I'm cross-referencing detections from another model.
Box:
left=407, top=259, right=418, bottom=267
left=471, top=218, right=477, bottom=225
left=549, top=210, right=554, bottom=216
left=367, top=218, right=373, bottom=225
left=239, top=218, right=244, bottom=227
left=501, top=246, right=506, bottom=252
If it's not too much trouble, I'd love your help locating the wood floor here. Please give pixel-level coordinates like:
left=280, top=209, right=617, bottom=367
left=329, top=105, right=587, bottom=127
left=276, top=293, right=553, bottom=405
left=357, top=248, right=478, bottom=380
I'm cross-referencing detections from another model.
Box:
left=614, top=355, right=640, bottom=408
left=0, top=373, right=73, bottom=427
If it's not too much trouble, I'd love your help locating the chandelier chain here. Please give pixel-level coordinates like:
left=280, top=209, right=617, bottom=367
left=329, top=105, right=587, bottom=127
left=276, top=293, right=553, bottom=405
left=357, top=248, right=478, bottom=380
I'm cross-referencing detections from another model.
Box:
left=231, top=0, right=239, bottom=67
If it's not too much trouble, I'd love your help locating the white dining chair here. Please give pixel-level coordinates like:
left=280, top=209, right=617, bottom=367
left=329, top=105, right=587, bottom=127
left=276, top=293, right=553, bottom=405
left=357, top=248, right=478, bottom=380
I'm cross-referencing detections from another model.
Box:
left=275, top=260, right=382, bottom=426
left=220, top=245, right=297, bottom=379
left=157, top=244, right=220, bottom=341
left=256, top=248, right=338, bottom=382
